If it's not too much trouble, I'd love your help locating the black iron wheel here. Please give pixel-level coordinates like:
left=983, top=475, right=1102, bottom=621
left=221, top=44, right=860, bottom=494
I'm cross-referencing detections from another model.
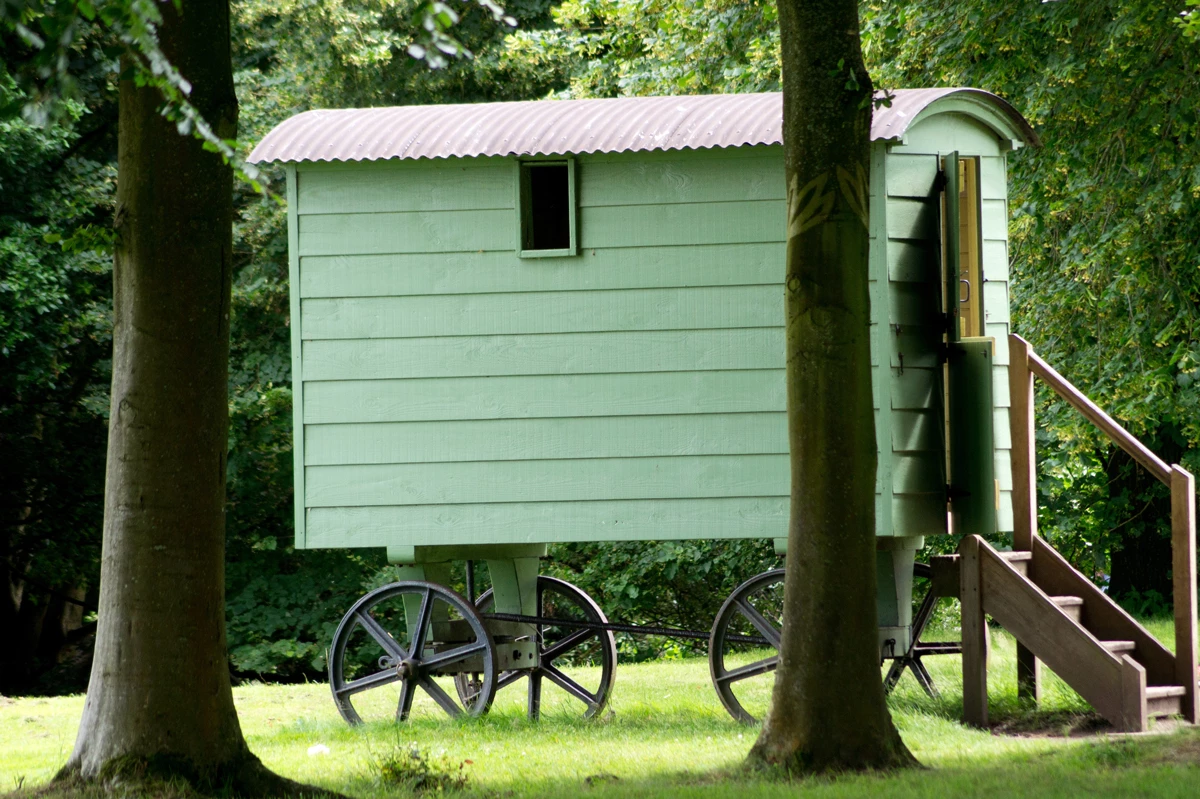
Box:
left=328, top=580, right=497, bottom=725
left=708, top=568, right=784, bottom=724
left=455, top=575, right=618, bottom=720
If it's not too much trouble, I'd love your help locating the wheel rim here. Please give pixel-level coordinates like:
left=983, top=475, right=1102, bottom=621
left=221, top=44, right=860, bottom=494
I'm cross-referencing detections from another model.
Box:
left=455, top=575, right=618, bottom=720
left=709, top=568, right=784, bottom=724
left=328, top=580, right=497, bottom=725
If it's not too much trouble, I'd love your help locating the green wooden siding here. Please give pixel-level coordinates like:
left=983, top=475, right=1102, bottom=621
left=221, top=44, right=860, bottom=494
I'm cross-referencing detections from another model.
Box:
left=293, top=150, right=798, bottom=548
left=302, top=370, right=786, bottom=425
left=299, top=243, right=785, bottom=299
left=290, top=123, right=1016, bottom=549
left=886, top=113, right=1014, bottom=535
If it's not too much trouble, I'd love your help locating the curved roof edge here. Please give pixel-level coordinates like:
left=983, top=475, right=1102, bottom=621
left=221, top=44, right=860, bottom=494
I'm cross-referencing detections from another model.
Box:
left=884, top=88, right=1041, bottom=151
left=248, top=88, right=1038, bottom=165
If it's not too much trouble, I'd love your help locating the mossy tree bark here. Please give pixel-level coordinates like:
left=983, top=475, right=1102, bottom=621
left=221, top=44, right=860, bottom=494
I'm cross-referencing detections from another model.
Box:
left=747, top=0, right=917, bottom=773
left=56, top=2, right=312, bottom=792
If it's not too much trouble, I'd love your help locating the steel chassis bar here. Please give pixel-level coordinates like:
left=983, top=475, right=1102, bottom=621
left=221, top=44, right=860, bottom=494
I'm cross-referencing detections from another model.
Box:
left=482, top=612, right=766, bottom=645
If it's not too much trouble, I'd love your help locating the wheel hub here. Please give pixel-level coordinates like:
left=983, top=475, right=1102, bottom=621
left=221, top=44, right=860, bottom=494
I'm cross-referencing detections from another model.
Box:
left=397, top=658, right=419, bottom=680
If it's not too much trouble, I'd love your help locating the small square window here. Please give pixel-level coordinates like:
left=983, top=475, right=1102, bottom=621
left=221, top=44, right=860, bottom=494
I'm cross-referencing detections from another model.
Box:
left=518, top=160, right=576, bottom=257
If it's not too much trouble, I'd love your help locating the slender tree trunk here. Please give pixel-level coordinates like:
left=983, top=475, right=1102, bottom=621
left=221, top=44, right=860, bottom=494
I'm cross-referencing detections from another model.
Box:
left=748, top=0, right=916, bottom=773
left=54, top=2, right=312, bottom=792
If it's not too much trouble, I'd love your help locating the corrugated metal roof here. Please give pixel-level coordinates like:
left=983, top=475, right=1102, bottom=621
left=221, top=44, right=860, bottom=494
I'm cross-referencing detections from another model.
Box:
left=248, top=88, right=1037, bottom=164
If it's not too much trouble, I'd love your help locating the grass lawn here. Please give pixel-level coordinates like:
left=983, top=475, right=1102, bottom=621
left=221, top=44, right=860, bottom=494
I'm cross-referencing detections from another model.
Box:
left=3, top=621, right=1199, bottom=798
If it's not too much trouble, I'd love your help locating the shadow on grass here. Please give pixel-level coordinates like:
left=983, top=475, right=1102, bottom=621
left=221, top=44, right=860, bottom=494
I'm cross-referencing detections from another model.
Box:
left=481, top=726, right=1200, bottom=799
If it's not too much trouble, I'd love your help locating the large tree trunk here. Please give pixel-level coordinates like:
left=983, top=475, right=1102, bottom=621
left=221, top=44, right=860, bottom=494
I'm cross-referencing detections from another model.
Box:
left=748, top=0, right=915, bottom=773
left=55, top=2, right=308, bottom=791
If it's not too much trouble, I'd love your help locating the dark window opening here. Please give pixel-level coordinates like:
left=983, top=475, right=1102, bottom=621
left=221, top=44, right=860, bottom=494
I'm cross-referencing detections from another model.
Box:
left=522, top=163, right=572, bottom=251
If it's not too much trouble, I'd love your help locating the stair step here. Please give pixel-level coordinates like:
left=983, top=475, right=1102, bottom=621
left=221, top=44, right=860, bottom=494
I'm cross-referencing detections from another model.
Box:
left=998, top=550, right=1032, bottom=576
left=1101, top=640, right=1136, bottom=654
left=1146, top=685, right=1187, bottom=718
left=1050, top=595, right=1084, bottom=622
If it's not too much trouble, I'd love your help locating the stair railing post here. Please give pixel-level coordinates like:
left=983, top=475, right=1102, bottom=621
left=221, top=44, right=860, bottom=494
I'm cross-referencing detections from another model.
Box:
left=1171, top=465, right=1198, bottom=724
left=1008, top=335, right=1037, bottom=552
left=1009, top=335, right=1042, bottom=703
left=960, top=535, right=989, bottom=728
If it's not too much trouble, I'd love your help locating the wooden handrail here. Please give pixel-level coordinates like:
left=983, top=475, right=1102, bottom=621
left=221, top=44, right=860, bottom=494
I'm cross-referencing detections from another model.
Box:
left=1008, top=334, right=1198, bottom=723
left=1025, top=348, right=1171, bottom=485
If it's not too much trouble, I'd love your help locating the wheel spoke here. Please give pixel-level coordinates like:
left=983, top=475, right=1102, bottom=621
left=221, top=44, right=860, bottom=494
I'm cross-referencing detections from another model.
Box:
left=422, top=641, right=488, bottom=672
left=410, top=588, right=434, bottom=653
left=715, top=655, right=778, bottom=685
left=355, top=611, right=407, bottom=659
left=396, top=677, right=416, bottom=721
left=541, top=627, right=597, bottom=663
left=543, top=664, right=599, bottom=708
left=420, top=676, right=463, bottom=717
left=735, top=599, right=781, bottom=648
left=338, top=667, right=401, bottom=697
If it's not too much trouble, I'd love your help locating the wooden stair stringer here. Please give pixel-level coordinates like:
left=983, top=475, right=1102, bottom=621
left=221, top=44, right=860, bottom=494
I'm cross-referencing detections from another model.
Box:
left=1028, top=536, right=1177, bottom=686
left=977, top=542, right=1147, bottom=730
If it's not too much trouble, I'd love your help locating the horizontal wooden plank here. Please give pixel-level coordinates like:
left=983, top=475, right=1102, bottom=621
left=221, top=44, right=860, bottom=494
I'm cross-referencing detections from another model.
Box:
left=980, top=156, right=1006, bottom=200
left=579, top=156, right=785, bottom=207
left=982, top=281, right=1009, bottom=325
left=982, top=199, right=1008, bottom=241
left=578, top=144, right=778, bottom=165
left=890, top=366, right=940, bottom=410
left=892, top=451, right=946, bottom=494
left=304, top=412, right=788, bottom=465
left=298, top=209, right=514, bottom=256
left=988, top=328, right=1011, bottom=366
left=301, top=285, right=783, bottom=340
left=995, top=448, right=1013, bottom=491
left=886, top=197, right=938, bottom=241
left=305, top=454, right=790, bottom=507
left=993, top=408, right=1013, bottom=450
left=889, top=323, right=943, bottom=369
left=296, top=155, right=510, bottom=172
left=993, top=366, right=1010, bottom=409
left=303, top=369, right=787, bottom=424
left=299, top=243, right=786, bottom=299
left=889, top=281, right=941, bottom=326
left=303, top=497, right=791, bottom=548
left=579, top=200, right=785, bottom=249
left=897, top=115, right=1004, bottom=157
left=298, top=163, right=514, bottom=215
left=982, top=240, right=1009, bottom=281
left=892, top=494, right=948, bottom=537
left=885, top=154, right=939, bottom=199
left=568, top=145, right=778, bottom=166
left=302, top=328, right=783, bottom=381
left=997, top=489, right=1014, bottom=532
left=891, top=409, right=942, bottom=453
left=888, top=240, right=939, bottom=283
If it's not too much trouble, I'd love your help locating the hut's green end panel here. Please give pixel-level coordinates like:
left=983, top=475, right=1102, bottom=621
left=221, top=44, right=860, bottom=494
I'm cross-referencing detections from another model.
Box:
left=885, top=113, right=1015, bottom=536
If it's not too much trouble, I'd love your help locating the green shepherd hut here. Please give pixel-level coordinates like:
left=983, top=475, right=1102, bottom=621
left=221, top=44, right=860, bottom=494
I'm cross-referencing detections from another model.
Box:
left=249, top=89, right=1197, bottom=732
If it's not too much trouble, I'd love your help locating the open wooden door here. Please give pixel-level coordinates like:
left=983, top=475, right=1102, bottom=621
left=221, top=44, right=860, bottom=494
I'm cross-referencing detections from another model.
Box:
left=942, top=152, right=997, bottom=537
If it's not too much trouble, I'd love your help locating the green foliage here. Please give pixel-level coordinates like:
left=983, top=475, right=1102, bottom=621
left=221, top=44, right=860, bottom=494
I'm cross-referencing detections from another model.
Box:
left=0, top=53, right=113, bottom=616
left=367, top=740, right=471, bottom=793
left=506, top=0, right=779, bottom=98
left=546, top=539, right=779, bottom=659
left=861, top=1, right=1200, bottom=590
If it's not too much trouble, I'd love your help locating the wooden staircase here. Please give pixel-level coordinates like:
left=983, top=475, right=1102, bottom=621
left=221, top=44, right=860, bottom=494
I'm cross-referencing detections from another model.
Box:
left=946, top=336, right=1198, bottom=732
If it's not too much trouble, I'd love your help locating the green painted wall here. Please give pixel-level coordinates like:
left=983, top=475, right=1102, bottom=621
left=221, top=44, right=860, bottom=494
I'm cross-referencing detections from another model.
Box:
left=888, top=113, right=1016, bottom=536
left=288, top=119, right=1016, bottom=551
